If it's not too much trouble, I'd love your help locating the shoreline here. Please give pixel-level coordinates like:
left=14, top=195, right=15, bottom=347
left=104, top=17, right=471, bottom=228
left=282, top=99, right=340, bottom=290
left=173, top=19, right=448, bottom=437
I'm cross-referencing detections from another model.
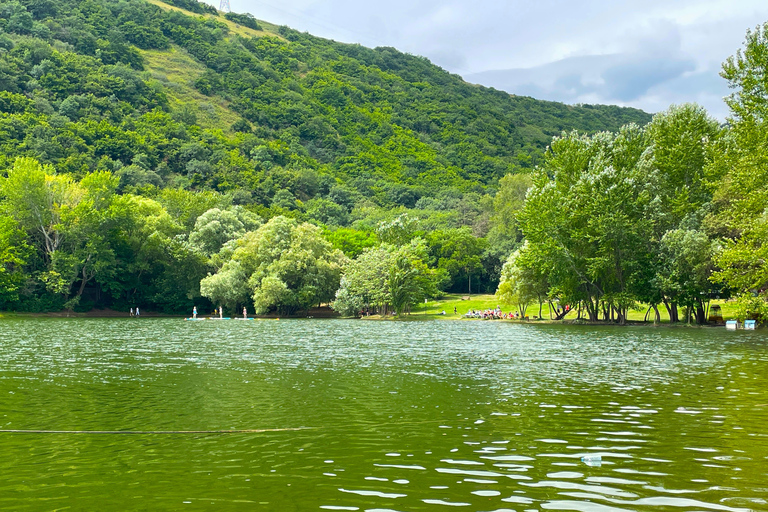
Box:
left=0, top=310, right=741, bottom=329
left=358, top=314, right=728, bottom=328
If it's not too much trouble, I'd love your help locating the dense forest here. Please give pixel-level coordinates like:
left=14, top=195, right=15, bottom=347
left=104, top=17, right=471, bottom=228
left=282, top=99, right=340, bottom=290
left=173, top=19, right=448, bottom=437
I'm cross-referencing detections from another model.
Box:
left=1, top=0, right=765, bottom=323
left=0, top=0, right=651, bottom=314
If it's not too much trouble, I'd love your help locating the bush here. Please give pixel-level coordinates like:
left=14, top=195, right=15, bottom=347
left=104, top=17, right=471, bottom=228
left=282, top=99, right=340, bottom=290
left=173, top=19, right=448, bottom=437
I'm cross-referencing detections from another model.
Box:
left=164, top=0, right=218, bottom=15
left=224, top=12, right=261, bottom=30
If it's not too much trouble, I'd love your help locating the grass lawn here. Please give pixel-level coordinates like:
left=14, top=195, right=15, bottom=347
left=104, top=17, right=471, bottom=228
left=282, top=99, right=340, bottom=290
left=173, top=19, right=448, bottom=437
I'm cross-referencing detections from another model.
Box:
left=406, top=294, right=743, bottom=324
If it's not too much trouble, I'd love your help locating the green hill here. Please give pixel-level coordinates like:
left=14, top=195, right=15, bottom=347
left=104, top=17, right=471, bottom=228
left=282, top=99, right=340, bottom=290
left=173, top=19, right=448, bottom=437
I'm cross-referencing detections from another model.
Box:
left=0, top=0, right=650, bottom=201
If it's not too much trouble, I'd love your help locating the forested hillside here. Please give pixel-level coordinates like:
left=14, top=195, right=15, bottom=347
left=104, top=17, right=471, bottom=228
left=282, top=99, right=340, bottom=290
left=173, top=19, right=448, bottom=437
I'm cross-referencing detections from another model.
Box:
left=0, top=0, right=652, bottom=313
left=0, top=0, right=657, bottom=314
left=0, top=0, right=650, bottom=189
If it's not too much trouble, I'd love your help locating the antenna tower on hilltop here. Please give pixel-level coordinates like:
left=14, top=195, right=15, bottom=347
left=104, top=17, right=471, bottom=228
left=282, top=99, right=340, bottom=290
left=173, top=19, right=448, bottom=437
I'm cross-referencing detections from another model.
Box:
left=219, top=0, right=231, bottom=13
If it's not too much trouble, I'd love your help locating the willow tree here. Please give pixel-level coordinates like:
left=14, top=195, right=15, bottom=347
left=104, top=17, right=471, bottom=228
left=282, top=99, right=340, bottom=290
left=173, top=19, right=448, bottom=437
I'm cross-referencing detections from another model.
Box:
left=201, top=216, right=347, bottom=315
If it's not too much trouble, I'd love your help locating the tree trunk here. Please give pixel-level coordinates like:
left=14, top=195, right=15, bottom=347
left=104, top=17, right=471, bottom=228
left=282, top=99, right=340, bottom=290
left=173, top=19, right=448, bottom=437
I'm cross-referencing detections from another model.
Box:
left=696, top=297, right=707, bottom=325
left=665, top=301, right=679, bottom=323
left=75, top=257, right=94, bottom=301
left=652, top=304, right=661, bottom=325
left=588, top=298, right=599, bottom=321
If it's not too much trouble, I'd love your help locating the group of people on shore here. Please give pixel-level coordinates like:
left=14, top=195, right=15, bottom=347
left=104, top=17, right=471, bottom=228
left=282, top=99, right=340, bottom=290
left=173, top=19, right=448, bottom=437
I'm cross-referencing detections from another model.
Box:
left=129, top=307, right=140, bottom=317
left=464, top=307, right=527, bottom=320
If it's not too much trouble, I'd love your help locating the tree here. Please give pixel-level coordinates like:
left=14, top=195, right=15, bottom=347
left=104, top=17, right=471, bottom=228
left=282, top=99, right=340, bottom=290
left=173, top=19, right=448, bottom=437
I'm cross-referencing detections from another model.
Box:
left=655, top=229, right=718, bottom=324
left=0, top=157, right=80, bottom=261
left=387, top=240, right=442, bottom=315
left=323, top=227, right=376, bottom=258
left=518, top=126, right=654, bottom=322
left=376, top=213, right=419, bottom=246
left=0, top=216, right=31, bottom=307
left=201, top=216, right=347, bottom=315
left=199, top=260, right=250, bottom=313
left=496, top=244, right=550, bottom=318
left=0, top=158, right=117, bottom=309
left=645, top=103, right=721, bottom=230
left=709, top=23, right=768, bottom=310
left=486, top=173, right=532, bottom=262
left=61, top=171, right=122, bottom=306
left=332, top=239, right=444, bottom=316
left=332, top=246, right=393, bottom=316
left=721, top=22, right=768, bottom=124
left=188, top=206, right=262, bottom=257
left=426, top=227, right=487, bottom=295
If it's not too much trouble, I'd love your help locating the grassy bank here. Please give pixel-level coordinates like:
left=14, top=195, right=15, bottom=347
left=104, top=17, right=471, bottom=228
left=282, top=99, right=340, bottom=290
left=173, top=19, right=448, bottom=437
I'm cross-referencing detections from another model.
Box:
left=394, top=294, right=743, bottom=324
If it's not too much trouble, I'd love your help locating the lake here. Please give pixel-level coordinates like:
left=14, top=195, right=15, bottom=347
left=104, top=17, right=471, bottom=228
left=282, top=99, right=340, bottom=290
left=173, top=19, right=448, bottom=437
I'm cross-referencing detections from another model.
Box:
left=0, top=318, right=767, bottom=511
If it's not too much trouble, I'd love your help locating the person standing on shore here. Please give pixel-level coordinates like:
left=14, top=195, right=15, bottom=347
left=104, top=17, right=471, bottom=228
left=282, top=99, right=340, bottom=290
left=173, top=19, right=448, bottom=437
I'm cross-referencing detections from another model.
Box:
left=135, top=307, right=140, bottom=317
left=193, top=306, right=197, bottom=319
left=243, top=307, right=247, bottom=319
left=219, top=306, right=223, bottom=319
left=130, top=308, right=134, bottom=317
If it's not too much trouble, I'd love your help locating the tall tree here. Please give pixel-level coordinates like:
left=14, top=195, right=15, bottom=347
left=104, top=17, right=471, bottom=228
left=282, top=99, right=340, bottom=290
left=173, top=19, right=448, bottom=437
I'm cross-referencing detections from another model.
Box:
left=710, top=22, right=768, bottom=318
left=201, top=216, right=347, bottom=315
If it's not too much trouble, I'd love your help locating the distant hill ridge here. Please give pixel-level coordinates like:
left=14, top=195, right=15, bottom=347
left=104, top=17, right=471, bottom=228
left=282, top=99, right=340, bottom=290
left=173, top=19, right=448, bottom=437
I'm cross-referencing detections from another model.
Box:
left=0, top=0, right=652, bottom=198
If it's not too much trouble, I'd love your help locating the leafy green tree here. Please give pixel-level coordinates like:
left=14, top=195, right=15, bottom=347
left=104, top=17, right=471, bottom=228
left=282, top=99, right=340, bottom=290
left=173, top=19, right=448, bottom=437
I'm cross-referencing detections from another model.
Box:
left=332, top=239, right=443, bottom=316
left=496, top=249, right=535, bottom=317
left=51, top=171, right=121, bottom=309
left=486, top=173, right=532, bottom=263
left=201, top=216, right=346, bottom=315
left=518, top=126, right=654, bottom=322
left=304, top=198, right=349, bottom=227
left=158, top=189, right=232, bottom=231
left=376, top=213, right=419, bottom=246
left=189, top=206, right=262, bottom=257
left=645, top=103, right=721, bottom=229
left=496, top=244, right=550, bottom=318
left=0, top=216, right=31, bottom=307
left=387, top=240, right=442, bottom=314
left=0, top=157, right=78, bottom=260
left=427, top=227, right=487, bottom=295
left=655, top=229, right=718, bottom=324
left=332, top=246, right=393, bottom=316
left=710, top=23, right=768, bottom=310
left=199, top=260, right=250, bottom=313
left=324, top=227, right=376, bottom=258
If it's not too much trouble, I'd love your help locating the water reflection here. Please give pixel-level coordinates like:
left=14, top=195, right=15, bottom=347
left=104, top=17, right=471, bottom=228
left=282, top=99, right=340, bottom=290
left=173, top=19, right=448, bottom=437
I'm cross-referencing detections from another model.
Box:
left=0, top=319, right=767, bottom=511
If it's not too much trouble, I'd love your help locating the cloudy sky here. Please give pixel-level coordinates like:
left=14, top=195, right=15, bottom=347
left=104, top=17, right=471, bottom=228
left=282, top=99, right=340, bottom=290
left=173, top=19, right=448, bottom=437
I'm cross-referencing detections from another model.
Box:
left=207, top=0, right=768, bottom=119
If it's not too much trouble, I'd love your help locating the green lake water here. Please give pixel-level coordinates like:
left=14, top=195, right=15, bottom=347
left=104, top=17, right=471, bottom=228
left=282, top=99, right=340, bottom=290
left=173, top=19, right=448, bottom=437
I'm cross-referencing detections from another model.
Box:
left=1, top=318, right=767, bottom=511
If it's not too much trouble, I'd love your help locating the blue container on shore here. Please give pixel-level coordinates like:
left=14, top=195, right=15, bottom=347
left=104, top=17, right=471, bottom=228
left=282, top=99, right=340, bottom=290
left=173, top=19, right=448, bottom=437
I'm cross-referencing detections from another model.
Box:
left=744, top=320, right=756, bottom=330
left=726, top=320, right=738, bottom=330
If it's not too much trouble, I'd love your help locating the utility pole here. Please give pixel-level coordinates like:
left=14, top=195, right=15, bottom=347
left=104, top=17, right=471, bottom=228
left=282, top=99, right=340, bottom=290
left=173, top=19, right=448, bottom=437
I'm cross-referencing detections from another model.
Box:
left=219, top=0, right=231, bottom=13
